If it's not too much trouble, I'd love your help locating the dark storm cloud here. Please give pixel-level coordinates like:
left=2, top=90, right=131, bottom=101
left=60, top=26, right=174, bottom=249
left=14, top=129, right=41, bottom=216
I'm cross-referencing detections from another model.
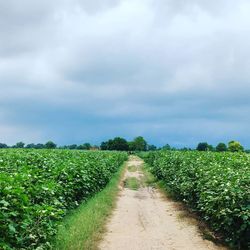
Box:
left=0, top=0, right=250, bottom=147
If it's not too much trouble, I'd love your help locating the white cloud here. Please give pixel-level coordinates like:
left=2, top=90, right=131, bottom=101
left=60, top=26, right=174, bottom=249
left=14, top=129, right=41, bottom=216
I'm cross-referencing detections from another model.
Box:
left=0, top=0, right=250, bottom=146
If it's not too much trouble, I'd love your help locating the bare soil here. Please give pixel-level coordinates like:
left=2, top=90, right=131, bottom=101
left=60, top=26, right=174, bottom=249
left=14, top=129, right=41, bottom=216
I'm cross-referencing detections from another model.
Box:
left=99, top=156, right=227, bottom=250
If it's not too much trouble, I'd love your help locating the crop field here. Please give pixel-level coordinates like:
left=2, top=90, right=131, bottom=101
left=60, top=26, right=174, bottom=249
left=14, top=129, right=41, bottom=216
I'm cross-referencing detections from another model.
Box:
left=0, top=149, right=127, bottom=250
left=1, top=149, right=249, bottom=250
left=141, top=151, right=250, bottom=249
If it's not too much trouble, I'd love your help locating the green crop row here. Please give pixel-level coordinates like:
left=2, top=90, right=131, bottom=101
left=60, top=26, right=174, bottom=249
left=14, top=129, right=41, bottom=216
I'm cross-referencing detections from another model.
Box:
left=141, top=151, right=250, bottom=249
left=0, top=149, right=127, bottom=250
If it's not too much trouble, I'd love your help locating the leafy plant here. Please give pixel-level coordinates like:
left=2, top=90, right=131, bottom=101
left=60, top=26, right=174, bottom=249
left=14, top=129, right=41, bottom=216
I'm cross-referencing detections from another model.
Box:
left=141, top=151, right=250, bottom=249
left=0, top=149, right=127, bottom=249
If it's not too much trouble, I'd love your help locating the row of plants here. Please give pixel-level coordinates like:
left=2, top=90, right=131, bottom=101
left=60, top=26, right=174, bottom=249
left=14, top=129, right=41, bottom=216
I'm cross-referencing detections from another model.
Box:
left=0, top=149, right=127, bottom=249
left=141, top=151, right=249, bottom=249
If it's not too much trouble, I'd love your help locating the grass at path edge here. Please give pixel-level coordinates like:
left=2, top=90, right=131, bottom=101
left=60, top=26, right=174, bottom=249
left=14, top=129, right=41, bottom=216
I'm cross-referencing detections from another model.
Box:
left=124, top=177, right=140, bottom=190
left=53, top=162, right=126, bottom=250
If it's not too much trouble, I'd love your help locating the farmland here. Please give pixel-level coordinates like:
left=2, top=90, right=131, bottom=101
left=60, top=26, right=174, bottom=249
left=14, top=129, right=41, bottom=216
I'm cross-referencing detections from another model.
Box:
left=141, top=151, right=250, bottom=249
left=1, top=148, right=249, bottom=250
left=0, top=149, right=127, bottom=250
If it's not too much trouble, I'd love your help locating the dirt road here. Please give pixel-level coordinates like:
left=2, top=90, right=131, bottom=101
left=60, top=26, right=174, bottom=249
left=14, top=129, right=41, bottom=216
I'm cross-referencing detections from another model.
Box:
left=99, top=156, right=226, bottom=250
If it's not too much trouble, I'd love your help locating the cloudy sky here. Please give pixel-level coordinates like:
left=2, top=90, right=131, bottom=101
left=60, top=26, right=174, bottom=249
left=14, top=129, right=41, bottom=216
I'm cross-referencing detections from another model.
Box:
left=1, top=0, right=250, bottom=147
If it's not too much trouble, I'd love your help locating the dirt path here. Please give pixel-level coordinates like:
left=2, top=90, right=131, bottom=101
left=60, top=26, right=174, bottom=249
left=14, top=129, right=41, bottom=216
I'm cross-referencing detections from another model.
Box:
left=99, top=156, right=227, bottom=250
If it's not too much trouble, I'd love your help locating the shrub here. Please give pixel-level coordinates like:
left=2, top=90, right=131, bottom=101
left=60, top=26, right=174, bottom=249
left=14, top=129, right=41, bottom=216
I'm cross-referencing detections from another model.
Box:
left=142, top=151, right=250, bottom=249
left=0, top=149, right=127, bottom=249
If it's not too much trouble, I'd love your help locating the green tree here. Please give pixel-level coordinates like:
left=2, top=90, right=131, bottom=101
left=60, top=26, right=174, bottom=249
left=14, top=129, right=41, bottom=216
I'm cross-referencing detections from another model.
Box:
left=180, top=147, right=192, bottom=151
left=45, top=141, right=57, bottom=149
left=83, top=143, right=91, bottom=150
left=106, top=140, right=114, bottom=150
left=26, top=143, right=36, bottom=149
left=148, top=144, right=157, bottom=151
left=78, top=143, right=91, bottom=150
left=100, top=141, right=108, bottom=150
left=100, top=138, right=128, bottom=151
left=196, top=142, right=209, bottom=151
left=162, top=144, right=171, bottom=150
left=130, top=136, right=147, bottom=151
left=0, top=143, right=8, bottom=148
left=110, top=137, right=129, bottom=151
left=15, top=142, right=25, bottom=148
left=216, top=143, right=227, bottom=152
left=228, top=141, right=244, bottom=152
left=68, top=144, right=77, bottom=150
left=35, top=143, right=44, bottom=149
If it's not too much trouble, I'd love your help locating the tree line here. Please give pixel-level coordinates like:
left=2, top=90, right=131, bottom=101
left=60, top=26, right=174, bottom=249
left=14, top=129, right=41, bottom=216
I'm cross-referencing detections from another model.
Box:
left=100, top=136, right=148, bottom=151
left=0, top=141, right=56, bottom=149
left=0, top=137, right=247, bottom=152
left=0, top=137, right=154, bottom=151
left=196, top=141, right=245, bottom=152
left=0, top=141, right=93, bottom=150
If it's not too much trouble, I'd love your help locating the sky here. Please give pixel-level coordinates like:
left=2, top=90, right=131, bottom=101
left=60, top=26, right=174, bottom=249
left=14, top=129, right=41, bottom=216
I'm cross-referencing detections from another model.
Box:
left=0, top=0, right=250, bottom=148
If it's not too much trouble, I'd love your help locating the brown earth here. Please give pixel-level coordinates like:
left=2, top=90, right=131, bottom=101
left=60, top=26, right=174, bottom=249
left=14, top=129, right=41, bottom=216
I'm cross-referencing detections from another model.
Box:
left=99, top=156, right=227, bottom=250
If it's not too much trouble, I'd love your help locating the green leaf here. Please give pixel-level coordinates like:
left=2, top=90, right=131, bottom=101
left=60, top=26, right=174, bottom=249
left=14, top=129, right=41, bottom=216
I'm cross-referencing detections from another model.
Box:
left=0, top=200, right=10, bottom=207
left=8, top=224, right=16, bottom=233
